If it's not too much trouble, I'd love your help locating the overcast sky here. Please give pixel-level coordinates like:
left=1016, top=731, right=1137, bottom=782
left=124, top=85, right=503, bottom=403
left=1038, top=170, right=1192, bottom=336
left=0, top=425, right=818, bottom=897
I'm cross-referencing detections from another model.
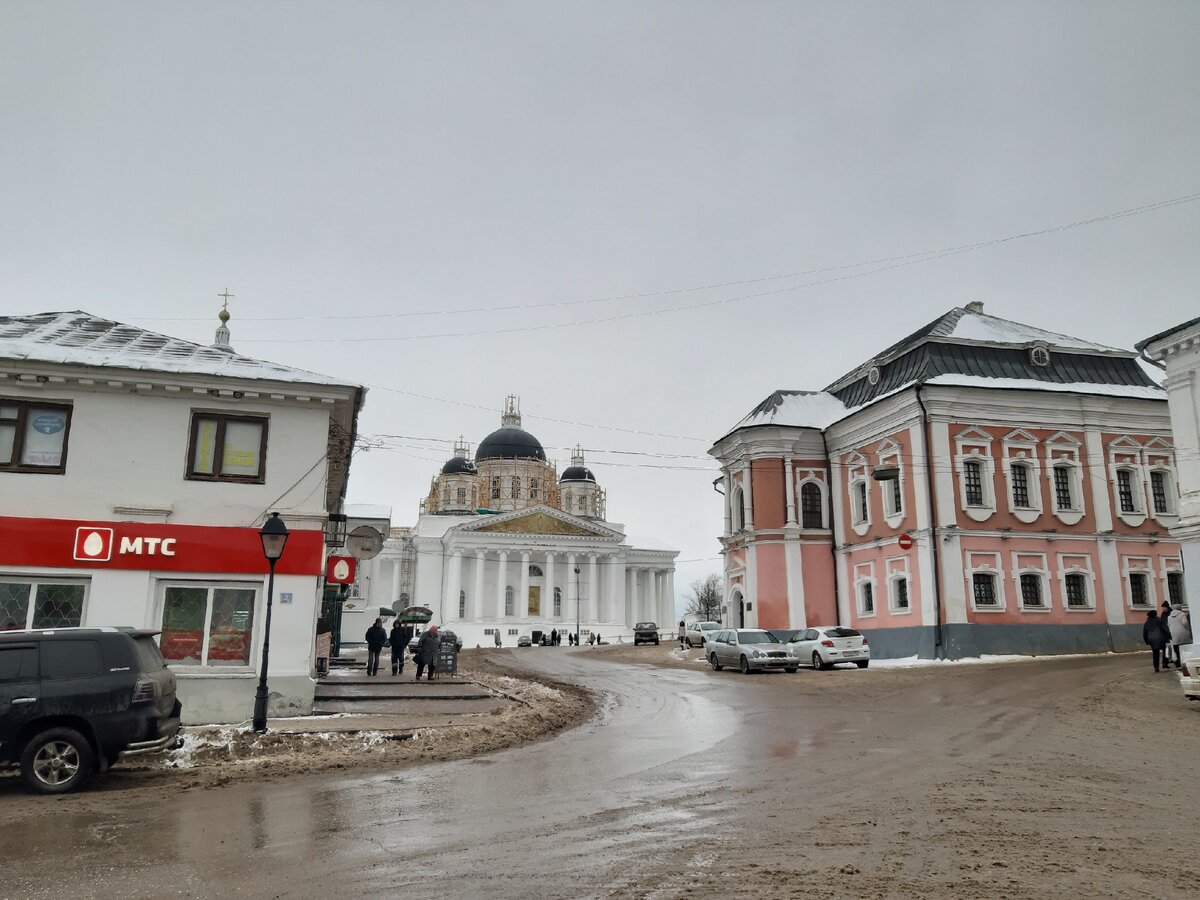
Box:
left=3, top=2, right=1198, bottom=611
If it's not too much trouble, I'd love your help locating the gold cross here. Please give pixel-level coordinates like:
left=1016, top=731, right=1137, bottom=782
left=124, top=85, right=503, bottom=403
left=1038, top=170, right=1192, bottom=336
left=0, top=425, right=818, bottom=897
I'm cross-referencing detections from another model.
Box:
left=218, top=288, right=234, bottom=311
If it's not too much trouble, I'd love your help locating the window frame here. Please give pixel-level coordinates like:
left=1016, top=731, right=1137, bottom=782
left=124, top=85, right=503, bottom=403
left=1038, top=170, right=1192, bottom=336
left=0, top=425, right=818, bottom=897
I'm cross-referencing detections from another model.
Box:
left=0, top=398, right=74, bottom=475
left=156, top=579, right=260, bottom=669
left=1018, top=572, right=1046, bottom=610
left=1166, top=571, right=1186, bottom=608
left=1064, top=572, right=1089, bottom=610
left=185, top=410, right=269, bottom=484
left=1011, top=462, right=1031, bottom=509
left=853, top=562, right=876, bottom=618
left=504, top=585, right=514, bottom=617
left=799, top=479, right=826, bottom=529
left=458, top=589, right=466, bottom=618
left=0, top=577, right=90, bottom=631
left=966, top=551, right=1006, bottom=612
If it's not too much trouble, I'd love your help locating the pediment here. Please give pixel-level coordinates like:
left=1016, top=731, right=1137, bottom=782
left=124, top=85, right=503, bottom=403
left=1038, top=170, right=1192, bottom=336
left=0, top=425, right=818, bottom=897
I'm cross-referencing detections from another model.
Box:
left=1107, top=435, right=1142, bottom=450
left=456, top=505, right=620, bottom=540
left=954, top=426, right=994, bottom=444
left=1044, top=431, right=1081, bottom=447
left=1003, top=428, right=1039, bottom=445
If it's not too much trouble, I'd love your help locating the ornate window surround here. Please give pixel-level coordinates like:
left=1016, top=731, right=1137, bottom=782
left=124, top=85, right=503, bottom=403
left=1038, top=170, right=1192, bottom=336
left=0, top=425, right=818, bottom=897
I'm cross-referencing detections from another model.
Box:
left=853, top=560, right=876, bottom=618
left=885, top=555, right=912, bottom=615
left=1001, top=429, right=1043, bottom=524
left=954, top=427, right=997, bottom=523
left=965, top=550, right=1006, bottom=613
left=1107, top=436, right=1148, bottom=527
left=845, top=451, right=871, bottom=536
left=1121, top=555, right=1156, bottom=611
left=1144, top=438, right=1178, bottom=524
left=1043, top=432, right=1085, bottom=525
left=1010, top=551, right=1050, bottom=613
left=877, top=439, right=905, bottom=529
left=796, top=469, right=829, bottom=531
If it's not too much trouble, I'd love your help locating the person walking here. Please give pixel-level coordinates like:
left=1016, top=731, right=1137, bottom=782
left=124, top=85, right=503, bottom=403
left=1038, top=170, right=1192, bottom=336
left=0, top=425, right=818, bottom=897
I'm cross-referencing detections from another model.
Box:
left=551, top=628, right=558, bottom=647
left=1142, top=610, right=1172, bottom=672
left=389, top=620, right=412, bottom=676
left=1167, top=605, right=1193, bottom=669
left=415, top=625, right=440, bottom=681
left=365, top=617, right=387, bottom=677
left=678, top=620, right=686, bottom=649
left=1160, top=601, right=1174, bottom=665
left=494, top=628, right=502, bottom=648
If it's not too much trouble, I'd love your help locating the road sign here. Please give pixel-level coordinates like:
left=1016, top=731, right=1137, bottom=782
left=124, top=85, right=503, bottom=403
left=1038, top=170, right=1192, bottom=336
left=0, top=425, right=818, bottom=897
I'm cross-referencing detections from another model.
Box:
left=898, top=533, right=915, bottom=550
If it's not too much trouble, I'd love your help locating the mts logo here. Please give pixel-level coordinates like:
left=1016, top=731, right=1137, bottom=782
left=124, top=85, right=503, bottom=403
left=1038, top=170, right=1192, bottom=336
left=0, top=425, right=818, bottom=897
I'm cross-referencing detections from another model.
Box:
left=118, top=536, right=177, bottom=557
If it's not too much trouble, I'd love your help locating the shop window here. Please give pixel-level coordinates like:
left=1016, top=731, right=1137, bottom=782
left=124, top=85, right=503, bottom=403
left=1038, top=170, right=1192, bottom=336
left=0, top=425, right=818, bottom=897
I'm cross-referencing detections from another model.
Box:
left=160, top=584, right=257, bottom=667
left=187, top=412, right=268, bottom=483
left=0, top=399, right=72, bottom=474
left=1011, top=464, right=1031, bottom=508
left=1129, top=573, right=1150, bottom=608
left=1064, top=573, right=1089, bottom=609
left=504, top=586, right=514, bottom=616
left=1019, top=573, right=1044, bottom=608
left=800, top=482, right=824, bottom=529
left=0, top=579, right=87, bottom=631
left=972, top=573, right=998, bottom=608
left=1167, top=572, right=1185, bottom=607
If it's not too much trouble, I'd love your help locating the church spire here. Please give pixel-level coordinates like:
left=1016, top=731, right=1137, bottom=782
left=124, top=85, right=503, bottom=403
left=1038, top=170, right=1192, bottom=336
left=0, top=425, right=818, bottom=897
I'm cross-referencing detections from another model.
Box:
left=212, top=288, right=234, bottom=351
left=501, top=394, right=522, bottom=428
left=571, top=444, right=586, bottom=467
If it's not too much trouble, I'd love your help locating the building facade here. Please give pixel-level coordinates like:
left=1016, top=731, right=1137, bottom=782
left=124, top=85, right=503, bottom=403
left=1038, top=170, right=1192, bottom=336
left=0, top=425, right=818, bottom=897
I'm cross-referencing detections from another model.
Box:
left=710, top=302, right=1184, bottom=659
left=0, top=310, right=363, bottom=722
left=353, top=398, right=678, bottom=645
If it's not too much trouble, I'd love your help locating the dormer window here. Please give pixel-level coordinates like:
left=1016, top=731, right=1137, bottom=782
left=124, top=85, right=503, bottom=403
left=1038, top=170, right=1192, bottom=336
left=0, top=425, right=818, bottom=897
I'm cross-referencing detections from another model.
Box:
left=1029, top=344, right=1051, bottom=367
left=867, top=365, right=881, bottom=386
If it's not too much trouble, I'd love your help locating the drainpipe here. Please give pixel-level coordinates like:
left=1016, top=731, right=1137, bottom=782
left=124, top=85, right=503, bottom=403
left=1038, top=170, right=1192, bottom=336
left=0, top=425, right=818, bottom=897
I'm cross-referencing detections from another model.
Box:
left=820, top=431, right=842, bottom=627
left=915, top=385, right=944, bottom=652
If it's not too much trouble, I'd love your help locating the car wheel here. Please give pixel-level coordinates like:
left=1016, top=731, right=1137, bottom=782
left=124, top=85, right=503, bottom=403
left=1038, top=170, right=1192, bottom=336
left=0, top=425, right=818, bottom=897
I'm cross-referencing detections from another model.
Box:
left=710, top=653, right=723, bottom=671
left=785, top=667, right=798, bottom=674
left=856, top=660, right=869, bottom=669
left=739, top=655, right=751, bottom=675
left=21, top=727, right=94, bottom=795
left=812, top=651, right=828, bottom=671
left=654, top=639, right=659, bottom=645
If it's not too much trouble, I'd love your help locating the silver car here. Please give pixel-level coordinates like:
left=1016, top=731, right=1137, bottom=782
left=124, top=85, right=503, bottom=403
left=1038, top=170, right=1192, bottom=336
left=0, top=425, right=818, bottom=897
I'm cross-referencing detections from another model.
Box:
left=788, top=626, right=870, bottom=669
left=707, top=629, right=800, bottom=674
left=685, top=621, right=721, bottom=648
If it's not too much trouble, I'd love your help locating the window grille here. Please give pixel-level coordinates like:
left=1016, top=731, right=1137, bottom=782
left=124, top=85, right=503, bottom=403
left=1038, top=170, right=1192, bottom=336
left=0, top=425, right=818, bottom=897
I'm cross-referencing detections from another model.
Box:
left=1117, top=469, right=1135, bottom=513
left=1129, top=573, right=1149, bottom=607
left=800, top=482, right=823, bottom=528
left=964, top=461, right=983, bottom=506
left=491, top=477, right=500, bottom=500
left=458, top=590, right=466, bottom=618
left=1151, top=471, right=1168, bottom=514
left=1011, top=464, right=1030, bottom=508
left=456, top=487, right=466, bottom=504
left=860, top=582, right=874, bottom=614
left=530, top=478, right=539, bottom=500
left=891, top=476, right=903, bottom=515
left=856, top=482, right=868, bottom=523
left=894, top=578, right=908, bottom=609
left=1019, top=573, right=1043, bottom=607
left=972, top=573, right=997, bottom=607
left=1065, top=574, right=1088, bottom=608
left=1167, top=572, right=1185, bottom=607
left=1053, top=466, right=1073, bottom=509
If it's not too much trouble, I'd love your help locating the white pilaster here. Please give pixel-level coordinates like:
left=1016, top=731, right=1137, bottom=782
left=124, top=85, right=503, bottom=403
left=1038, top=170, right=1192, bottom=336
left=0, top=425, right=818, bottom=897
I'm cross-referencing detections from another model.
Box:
left=724, top=472, right=733, bottom=535
left=743, top=463, right=755, bottom=529
left=473, top=550, right=485, bottom=620
left=588, top=554, right=599, bottom=622
left=446, top=551, right=462, bottom=622
left=497, top=551, right=508, bottom=618
left=519, top=551, right=531, bottom=619
left=567, top=553, right=578, bottom=623
left=784, top=457, right=797, bottom=526
left=615, top=555, right=627, bottom=626
left=545, top=550, right=556, bottom=619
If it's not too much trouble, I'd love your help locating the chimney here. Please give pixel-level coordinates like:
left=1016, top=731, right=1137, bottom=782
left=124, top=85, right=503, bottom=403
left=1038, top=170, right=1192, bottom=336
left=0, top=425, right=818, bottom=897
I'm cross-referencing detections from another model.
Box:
left=965, top=300, right=985, bottom=314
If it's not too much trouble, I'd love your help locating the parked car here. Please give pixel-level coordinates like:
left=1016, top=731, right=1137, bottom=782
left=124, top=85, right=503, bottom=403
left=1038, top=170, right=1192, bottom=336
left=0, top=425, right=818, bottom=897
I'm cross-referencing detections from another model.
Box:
left=707, top=629, right=799, bottom=674
left=516, top=634, right=533, bottom=648
left=0, top=627, right=182, bottom=794
left=787, top=626, right=870, bottom=669
left=633, top=622, right=660, bottom=645
left=1180, top=656, right=1200, bottom=701
left=766, top=628, right=802, bottom=645
left=685, top=621, right=722, bottom=648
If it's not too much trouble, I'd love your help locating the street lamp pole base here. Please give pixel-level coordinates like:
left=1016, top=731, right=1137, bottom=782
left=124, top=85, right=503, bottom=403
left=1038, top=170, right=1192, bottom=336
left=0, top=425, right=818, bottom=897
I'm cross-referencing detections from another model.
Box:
left=252, top=685, right=270, bottom=733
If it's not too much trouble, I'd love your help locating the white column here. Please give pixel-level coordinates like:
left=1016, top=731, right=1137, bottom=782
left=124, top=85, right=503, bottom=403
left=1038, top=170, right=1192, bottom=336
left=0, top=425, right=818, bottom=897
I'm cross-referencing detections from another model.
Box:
left=784, top=458, right=797, bottom=526
left=445, top=551, right=463, bottom=621
left=648, top=569, right=660, bottom=624
left=496, top=551, right=508, bottom=619
left=628, top=568, right=639, bottom=623
left=567, top=553, right=578, bottom=623
left=744, top=463, right=755, bottom=529
left=545, top=550, right=556, bottom=619
left=614, top=556, right=627, bottom=626
left=391, top=558, right=401, bottom=606
left=519, top=551, right=531, bottom=619
left=588, top=554, right=599, bottom=623
left=473, top=550, right=485, bottom=620
left=664, top=569, right=676, bottom=626
left=724, top=472, right=733, bottom=535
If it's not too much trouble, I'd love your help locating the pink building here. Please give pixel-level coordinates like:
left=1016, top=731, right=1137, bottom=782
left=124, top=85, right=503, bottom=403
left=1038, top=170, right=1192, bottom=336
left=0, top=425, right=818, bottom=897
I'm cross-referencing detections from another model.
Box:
left=709, top=302, right=1185, bottom=659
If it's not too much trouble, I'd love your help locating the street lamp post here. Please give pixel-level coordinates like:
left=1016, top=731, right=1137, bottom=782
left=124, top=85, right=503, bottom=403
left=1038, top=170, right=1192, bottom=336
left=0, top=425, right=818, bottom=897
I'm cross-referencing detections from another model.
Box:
left=574, top=566, right=581, bottom=647
left=253, top=512, right=290, bottom=733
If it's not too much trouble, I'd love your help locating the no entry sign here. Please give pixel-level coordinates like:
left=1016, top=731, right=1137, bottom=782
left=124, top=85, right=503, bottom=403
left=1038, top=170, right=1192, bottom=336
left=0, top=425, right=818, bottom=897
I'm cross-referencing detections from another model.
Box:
left=897, top=533, right=915, bottom=550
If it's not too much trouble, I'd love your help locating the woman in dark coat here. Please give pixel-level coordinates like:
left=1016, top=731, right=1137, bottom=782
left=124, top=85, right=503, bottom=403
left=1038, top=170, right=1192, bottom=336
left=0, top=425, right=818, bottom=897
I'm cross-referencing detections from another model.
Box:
left=1142, top=610, right=1172, bottom=672
left=415, top=625, right=440, bottom=681
left=389, top=620, right=412, bottom=677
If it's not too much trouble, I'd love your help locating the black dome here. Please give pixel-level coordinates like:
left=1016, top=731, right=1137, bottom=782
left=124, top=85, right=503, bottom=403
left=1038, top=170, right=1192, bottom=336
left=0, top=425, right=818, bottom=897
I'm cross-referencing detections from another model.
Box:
left=474, top=427, right=546, bottom=462
left=441, top=456, right=477, bottom=475
left=559, top=466, right=596, bottom=483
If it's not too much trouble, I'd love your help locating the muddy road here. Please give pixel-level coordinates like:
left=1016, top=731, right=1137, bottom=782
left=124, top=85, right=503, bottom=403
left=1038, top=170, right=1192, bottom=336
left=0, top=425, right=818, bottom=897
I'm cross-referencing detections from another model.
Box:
left=3, top=649, right=1195, bottom=899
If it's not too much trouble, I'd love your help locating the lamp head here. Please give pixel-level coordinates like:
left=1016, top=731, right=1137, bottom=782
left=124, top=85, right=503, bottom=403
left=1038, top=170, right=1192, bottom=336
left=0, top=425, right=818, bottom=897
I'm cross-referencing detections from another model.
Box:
left=260, top=512, right=290, bottom=560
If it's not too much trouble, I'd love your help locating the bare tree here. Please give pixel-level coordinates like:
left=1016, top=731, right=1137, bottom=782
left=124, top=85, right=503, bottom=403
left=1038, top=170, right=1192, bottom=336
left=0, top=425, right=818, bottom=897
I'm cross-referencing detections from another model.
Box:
left=684, top=573, right=723, bottom=622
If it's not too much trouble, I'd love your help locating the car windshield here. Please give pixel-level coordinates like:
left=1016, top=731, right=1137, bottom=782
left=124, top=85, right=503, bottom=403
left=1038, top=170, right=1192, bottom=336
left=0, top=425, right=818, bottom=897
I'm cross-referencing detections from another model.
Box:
left=698, top=623, right=719, bottom=631
left=825, top=628, right=862, bottom=638
left=737, top=631, right=774, bottom=643
left=635, top=623, right=655, bottom=630
left=766, top=629, right=799, bottom=643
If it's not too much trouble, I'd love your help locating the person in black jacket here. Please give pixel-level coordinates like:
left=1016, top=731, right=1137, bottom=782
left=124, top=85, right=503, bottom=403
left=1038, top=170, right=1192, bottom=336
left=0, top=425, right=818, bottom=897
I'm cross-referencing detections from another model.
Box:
left=1142, top=610, right=1172, bottom=672
left=365, top=617, right=387, bottom=676
left=389, top=620, right=413, bottom=676
left=415, top=625, right=440, bottom=681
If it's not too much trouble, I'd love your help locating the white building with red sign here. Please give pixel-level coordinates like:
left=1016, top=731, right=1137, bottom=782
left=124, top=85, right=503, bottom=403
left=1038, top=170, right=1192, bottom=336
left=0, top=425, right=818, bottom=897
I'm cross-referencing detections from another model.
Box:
left=0, top=309, right=364, bottom=723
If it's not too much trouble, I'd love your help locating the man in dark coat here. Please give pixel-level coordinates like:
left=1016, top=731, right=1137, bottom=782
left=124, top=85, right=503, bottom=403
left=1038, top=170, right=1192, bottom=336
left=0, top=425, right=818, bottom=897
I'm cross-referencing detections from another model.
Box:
left=389, top=620, right=413, bottom=676
left=365, top=617, right=388, bottom=676
left=415, top=625, right=440, bottom=681
left=1142, top=610, right=1172, bottom=672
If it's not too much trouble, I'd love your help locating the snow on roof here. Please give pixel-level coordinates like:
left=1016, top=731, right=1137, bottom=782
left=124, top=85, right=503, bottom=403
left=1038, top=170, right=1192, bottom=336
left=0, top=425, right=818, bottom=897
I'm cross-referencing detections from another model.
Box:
left=623, top=535, right=678, bottom=554
left=728, top=390, right=849, bottom=432
left=0, top=311, right=360, bottom=389
left=943, top=309, right=1123, bottom=354
left=924, top=373, right=1166, bottom=399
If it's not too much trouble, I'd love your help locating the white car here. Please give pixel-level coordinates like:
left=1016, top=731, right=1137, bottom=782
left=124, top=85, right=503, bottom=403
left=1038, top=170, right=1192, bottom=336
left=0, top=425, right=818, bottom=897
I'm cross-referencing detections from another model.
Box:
left=685, top=621, right=721, bottom=648
left=787, top=626, right=870, bottom=669
left=707, top=629, right=800, bottom=674
left=1180, top=655, right=1200, bottom=701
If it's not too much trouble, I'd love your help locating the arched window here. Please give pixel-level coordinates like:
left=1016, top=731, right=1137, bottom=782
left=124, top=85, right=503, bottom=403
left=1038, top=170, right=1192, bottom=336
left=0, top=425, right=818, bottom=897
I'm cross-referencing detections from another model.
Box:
left=511, top=476, right=521, bottom=498
left=458, top=590, right=466, bottom=618
left=731, top=487, right=745, bottom=531
left=553, top=587, right=562, bottom=616
left=529, top=478, right=539, bottom=499
left=577, top=495, right=586, bottom=512
left=504, top=585, right=514, bottom=616
left=800, top=482, right=823, bottom=528
left=529, top=564, right=543, bottom=577
left=442, top=486, right=450, bottom=505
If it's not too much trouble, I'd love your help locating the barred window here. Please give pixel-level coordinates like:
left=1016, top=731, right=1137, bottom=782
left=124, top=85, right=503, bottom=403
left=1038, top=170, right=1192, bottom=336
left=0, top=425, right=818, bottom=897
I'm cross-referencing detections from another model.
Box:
left=491, top=477, right=501, bottom=500
left=1011, top=464, right=1031, bottom=508
left=800, top=482, right=823, bottom=528
left=894, top=577, right=909, bottom=610
left=530, top=478, right=539, bottom=500
left=964, top=461, right=984, bottom=506
left=1116, top=469, right=1135, bottom=513
left=553, top=587, right=562, bottom=616
left=1019, top=573, right=1043, bottom=607
left=1167, top=572, right=1185, bottom=607
left=854, top=481, right=868, bottom=524
left=1053, top=466, right=1073, bottom=509
left=860, top=582, right=874, bottom=614
left=511, top=476, right=521, bottom=498
left=972, top=573, right=998, bottom=607
left=1129, top=573, right=1149, bottom=607
left=1151, top=471, right=1169, bottom=514
left=1065, top=574, right=1088, bottom=608
left=889, top=476, right=903, bottom=516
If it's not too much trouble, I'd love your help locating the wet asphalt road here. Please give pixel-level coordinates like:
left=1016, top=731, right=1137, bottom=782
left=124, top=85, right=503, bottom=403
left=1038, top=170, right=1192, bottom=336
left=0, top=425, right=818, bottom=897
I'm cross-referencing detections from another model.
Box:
left=3, top=649, right=1189, bottom=899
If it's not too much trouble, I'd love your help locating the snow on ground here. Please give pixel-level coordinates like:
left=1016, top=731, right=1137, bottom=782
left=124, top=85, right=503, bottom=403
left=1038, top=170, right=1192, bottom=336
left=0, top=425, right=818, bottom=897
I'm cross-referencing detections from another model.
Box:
left=868, top=651, right=1120, bottom=669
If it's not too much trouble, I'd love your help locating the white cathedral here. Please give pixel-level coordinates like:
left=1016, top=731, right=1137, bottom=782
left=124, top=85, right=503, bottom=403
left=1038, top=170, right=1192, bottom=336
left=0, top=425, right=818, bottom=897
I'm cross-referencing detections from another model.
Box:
left=371, top=397, right=678, bottom=645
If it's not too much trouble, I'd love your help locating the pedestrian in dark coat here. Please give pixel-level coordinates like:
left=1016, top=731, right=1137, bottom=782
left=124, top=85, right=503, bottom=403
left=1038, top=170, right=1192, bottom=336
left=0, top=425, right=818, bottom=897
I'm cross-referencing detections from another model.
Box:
left=389, top=621, right=412, bottom=676
left=551, top=628, right=558, bottom=647
left=365, top=618, right=387, bottom=676
left=1143, top=610, right=1172, bottom=672
left=415, top=625, right=440, bottom=681
left=1160, top=601, right=1175, bottom=667
left=494, top=628, right=502, bottom=647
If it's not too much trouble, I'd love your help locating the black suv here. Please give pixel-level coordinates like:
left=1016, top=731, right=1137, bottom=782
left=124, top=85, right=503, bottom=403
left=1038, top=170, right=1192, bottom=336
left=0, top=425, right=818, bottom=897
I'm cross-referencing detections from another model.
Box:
left=0, top=628, right=182, bottom=794
left=633, top=622, right=660, bottom=646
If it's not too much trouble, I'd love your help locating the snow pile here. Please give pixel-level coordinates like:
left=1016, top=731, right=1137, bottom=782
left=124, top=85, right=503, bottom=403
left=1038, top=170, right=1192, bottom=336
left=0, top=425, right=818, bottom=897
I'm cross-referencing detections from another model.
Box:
left=869, top=651, right=1115, bottom=669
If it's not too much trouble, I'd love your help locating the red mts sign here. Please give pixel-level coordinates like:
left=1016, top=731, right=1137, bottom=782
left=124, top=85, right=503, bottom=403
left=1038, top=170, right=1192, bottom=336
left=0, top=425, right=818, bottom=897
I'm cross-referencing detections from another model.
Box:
left=325, top=555, right=356, bottom=584
left=0, top=516, right=324, bottom=576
